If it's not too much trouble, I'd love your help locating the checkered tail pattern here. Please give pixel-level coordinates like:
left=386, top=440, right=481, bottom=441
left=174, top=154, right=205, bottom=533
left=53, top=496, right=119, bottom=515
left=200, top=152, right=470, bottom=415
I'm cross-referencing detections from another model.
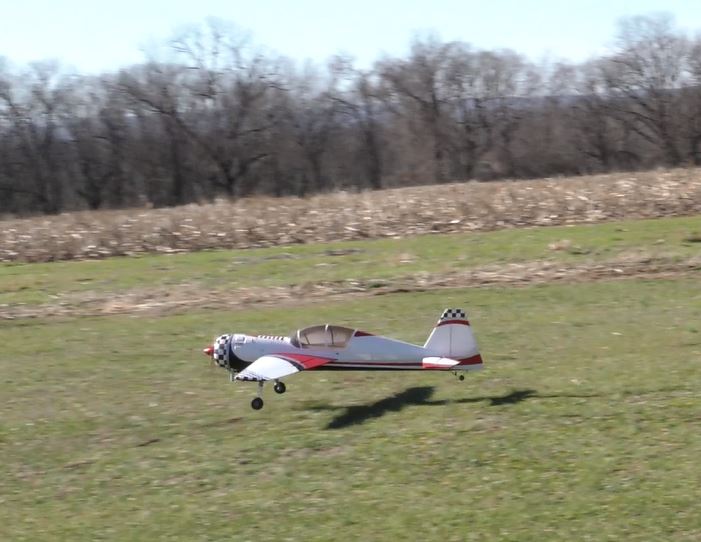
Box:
left=440, top=308, right=466, bottom=321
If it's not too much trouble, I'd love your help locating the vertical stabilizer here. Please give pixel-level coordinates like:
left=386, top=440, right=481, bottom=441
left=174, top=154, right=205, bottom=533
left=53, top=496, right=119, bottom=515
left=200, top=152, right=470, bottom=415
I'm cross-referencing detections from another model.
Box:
left=423, top=308, right=483, bottom=368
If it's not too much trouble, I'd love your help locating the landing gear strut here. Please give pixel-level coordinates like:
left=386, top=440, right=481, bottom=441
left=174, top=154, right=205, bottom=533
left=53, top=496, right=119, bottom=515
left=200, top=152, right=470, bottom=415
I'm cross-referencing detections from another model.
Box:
left=273, top=380, right=286, bottom=394
left=248, top=380, right=286, bottom=410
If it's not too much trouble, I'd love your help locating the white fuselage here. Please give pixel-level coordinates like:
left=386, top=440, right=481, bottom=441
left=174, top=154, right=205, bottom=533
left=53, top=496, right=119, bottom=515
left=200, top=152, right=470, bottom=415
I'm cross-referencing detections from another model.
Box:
left=231, top=333, right=455, bottom=371
left=207, top=309, right=483, bottom=409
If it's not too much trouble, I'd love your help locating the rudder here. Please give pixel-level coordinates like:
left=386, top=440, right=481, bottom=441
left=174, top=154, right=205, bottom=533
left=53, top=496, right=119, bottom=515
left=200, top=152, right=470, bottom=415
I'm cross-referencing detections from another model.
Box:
left=423, top=308, right=483, bottom=369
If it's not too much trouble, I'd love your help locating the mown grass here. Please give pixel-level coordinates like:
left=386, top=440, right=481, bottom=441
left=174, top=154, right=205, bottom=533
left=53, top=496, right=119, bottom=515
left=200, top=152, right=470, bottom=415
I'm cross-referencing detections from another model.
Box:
left=2, top=274, right=700, bottom=540
left=1, top=214, right=699, bottom=307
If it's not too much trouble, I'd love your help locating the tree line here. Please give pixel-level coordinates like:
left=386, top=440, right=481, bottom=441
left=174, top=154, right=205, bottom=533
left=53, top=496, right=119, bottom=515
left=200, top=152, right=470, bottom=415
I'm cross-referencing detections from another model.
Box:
left=1, top=13, right=700, bottom=215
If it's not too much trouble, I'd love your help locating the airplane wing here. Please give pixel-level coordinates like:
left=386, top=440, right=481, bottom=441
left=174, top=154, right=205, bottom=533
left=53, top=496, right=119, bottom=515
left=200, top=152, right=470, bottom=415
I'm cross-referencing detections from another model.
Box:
left=234, top=353, right=335, bottom=382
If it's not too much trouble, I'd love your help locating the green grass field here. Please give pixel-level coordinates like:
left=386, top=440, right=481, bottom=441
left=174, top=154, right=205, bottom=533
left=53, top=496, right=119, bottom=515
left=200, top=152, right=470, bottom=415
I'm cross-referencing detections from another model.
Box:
left=1, top=216, right=700, bottom=541
left=1, top=215, right=700, bottom=308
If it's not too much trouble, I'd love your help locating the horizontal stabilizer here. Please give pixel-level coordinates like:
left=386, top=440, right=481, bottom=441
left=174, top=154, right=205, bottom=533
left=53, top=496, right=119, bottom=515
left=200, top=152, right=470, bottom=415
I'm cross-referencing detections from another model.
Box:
left=422, top=356, right=460, bottom=370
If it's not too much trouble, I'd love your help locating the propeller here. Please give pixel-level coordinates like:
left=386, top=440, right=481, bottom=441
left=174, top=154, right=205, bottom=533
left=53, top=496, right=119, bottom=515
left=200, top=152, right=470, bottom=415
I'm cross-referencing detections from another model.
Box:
left=203, top=343, right=215, bottom=367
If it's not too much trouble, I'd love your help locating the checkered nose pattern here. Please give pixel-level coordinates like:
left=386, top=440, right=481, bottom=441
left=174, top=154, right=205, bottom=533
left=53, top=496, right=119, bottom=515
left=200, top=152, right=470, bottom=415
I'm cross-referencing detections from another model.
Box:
left=213, top=334, right=231, bottom=368
left=440, top=308, right=466, bottom=321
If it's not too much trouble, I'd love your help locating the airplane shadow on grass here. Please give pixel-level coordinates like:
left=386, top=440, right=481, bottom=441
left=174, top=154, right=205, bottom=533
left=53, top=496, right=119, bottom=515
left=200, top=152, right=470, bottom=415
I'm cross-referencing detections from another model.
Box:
left=314, top=386, right=550, bottom=430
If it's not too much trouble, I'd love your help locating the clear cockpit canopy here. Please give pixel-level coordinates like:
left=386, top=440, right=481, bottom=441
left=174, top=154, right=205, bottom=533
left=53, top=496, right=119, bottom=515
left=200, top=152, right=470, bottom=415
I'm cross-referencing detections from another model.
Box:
left=290, top=324, right=355, bottom=348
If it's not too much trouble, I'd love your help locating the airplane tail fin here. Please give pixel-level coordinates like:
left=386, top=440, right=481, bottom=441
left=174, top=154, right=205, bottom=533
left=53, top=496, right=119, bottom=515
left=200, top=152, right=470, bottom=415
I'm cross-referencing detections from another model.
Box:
left=423, top=308, right=483, bottom=370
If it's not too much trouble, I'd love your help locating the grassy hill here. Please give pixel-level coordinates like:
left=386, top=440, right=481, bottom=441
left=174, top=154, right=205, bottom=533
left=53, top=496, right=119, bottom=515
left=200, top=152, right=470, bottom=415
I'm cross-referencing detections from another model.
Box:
left=1, top=214, right=700, bottom=541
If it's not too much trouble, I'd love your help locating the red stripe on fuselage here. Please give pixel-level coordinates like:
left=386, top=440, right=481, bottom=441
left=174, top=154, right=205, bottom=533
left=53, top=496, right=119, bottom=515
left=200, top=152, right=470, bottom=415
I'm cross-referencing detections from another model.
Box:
left=272, top=353, right=334, bottom=370
left=329, top=360, right=421, bottom=367
left=437, top=319, right=470, bottom=327
left=316, top=365, right=423, bottom=371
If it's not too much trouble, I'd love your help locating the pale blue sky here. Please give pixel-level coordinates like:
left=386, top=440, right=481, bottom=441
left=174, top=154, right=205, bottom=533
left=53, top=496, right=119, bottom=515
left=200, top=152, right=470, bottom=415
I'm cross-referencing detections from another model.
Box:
left=2, top=0, right=701, bottom=73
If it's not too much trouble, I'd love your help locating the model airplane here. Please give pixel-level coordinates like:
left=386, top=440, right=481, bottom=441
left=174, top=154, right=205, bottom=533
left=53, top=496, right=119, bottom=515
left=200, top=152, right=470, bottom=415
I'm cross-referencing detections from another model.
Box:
left=202, top=308, right=483, bottom=410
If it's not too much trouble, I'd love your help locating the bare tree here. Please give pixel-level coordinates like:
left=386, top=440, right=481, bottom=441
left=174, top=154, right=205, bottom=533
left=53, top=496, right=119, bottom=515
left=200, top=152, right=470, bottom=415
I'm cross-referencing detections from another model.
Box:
left=168, top=19, right=276, bottom=197
left=562, top=59, right=643, bottom=172
left=119, top=62, right=193, bottom=206
left=450, top=49, right=531, bottom=179
left=60, top=75, right=133, bottom=209
left=328, top=56, right=385, bottom=189
left=282, top=64, right=339, bottom=196
left=680, top=36, right=701, bottom=164
left=0, top=62, right=67, bottom=214
left=604, top=14, right=691, bottom=165
left=379, top=36, right=456, bottom=182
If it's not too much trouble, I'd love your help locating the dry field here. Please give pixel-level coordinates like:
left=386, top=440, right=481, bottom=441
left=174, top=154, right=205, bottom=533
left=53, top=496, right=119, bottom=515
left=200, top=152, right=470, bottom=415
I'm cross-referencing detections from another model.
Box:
left=4, top=252, right=700, bottom=320
left=2, top=168, right=701, bottom=263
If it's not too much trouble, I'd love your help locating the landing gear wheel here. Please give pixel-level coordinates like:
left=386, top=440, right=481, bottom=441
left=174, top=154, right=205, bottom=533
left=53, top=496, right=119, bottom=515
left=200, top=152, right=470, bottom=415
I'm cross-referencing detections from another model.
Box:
left=458, top=374, right=465, bottom=381
left=274, top=382, right=286, bottom=394
left=251, top=397, right=264, bottom=410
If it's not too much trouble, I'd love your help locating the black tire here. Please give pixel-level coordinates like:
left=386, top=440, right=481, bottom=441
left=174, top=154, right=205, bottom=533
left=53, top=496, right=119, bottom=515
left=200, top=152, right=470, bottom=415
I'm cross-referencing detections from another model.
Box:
left=458, top=374, right=465, bottom=381
left=251, top=397, right=264, bottom=410
left=274, top=382, right=286, bottom=394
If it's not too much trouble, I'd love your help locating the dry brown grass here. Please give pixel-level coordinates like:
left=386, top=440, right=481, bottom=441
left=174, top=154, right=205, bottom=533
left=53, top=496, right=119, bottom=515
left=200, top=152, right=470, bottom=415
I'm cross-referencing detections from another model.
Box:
left=2, top=168, right=701, bottom=263
left=3, top=252, right=699, bottom=320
